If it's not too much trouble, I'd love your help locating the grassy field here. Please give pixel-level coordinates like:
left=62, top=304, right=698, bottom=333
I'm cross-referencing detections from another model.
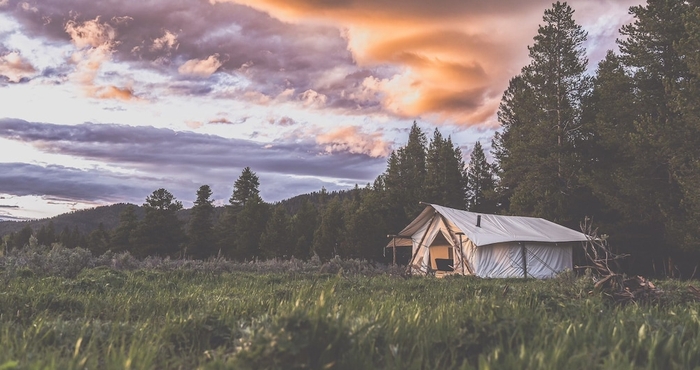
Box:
left=2, top=247, right=700, bottom=369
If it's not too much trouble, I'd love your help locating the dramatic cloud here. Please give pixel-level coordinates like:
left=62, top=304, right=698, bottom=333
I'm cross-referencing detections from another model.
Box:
left=0, top=51, right=36, bottom=82
left=0, top=162, right=159, bottom=203
left=151, top=30, right=178, bottom=51
left=64, top=17, right=138, bottom=100
left=316, top=126, right=391, bottom=158
left=0, top=0, right=644, bottom=220
left=0, top=118, right=387, bottom=200
left=178, top=54, right=223, bottom=77
left=1, top=0, right=369, bottom=114
left=215, top=0, right=641, bottom=125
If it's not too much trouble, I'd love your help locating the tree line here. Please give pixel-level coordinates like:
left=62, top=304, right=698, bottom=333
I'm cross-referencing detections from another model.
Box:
left=2, top=123, right=491, bottom=265
left=3, top=0, right=700, bottom=275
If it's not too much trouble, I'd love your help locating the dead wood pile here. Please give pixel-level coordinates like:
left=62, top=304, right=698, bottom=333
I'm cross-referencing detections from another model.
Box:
left=577, top=218, right=668, bottom=304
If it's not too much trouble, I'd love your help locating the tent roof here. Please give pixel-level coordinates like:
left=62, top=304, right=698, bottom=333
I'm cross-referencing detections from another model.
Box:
left=393, top=203, right=590, bottom=247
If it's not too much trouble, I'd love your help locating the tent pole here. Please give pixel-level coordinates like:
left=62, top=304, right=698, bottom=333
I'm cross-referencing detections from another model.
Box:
left=459, top=233, right=464, bottom=275
left=406, top=213, right=437, bottom=275
left=520, top=242, right=528, bottom=278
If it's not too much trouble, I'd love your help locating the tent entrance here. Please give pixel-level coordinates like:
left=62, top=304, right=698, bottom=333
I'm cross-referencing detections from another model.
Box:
left=429, top=233, right=455, bottom=274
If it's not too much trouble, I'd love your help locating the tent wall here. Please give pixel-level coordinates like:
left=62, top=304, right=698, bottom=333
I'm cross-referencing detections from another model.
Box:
left=473, top=242, right=573, bottom=278
left=474, top=243, right=524, bottom=278
left=524, top=243, right=572, bottom=278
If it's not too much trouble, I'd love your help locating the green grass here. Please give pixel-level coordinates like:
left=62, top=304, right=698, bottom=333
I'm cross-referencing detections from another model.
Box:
left=1, top=267, right=700, bottom=369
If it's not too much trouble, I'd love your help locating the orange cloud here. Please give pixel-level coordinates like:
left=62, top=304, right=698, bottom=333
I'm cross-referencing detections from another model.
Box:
left=152, top=30, right=178, bottom=51
left=0, top=51, right=36, bottom=82
left=178, top=54, right=223, bottom=77
left=213, top=0, right=640, bottom=126
left=65, top=17, right=140, bottom=101
left=94, top=85, right=137, bottom=101
left=316, top=126, right=391, bottom=157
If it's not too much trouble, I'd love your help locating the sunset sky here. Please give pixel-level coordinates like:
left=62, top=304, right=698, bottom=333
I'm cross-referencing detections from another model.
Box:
left=0, top=0, right=642, bottom=220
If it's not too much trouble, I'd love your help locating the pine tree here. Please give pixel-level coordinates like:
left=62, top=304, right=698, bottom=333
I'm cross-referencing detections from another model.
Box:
left=312, top=198, right=343, bottom=261
left=289, top=199, right=318, bottom=259
left=424, top=130, right=468, bottom=209
left=11, top=225, right=33, bottom=250
left=232, top=194, right=269, bottom=260
left=188, top=185, right=216, bottom=259
left=230, top=167, right=260, bottom=209
left=343, top=185, right=388, bottom=261
left=111, top=205, right=138, bottom=252
left=383, top=121, right=427, bottom=232
left=616, top=0, right=700, bottom=253
left=36, top=224, right=51, bottom=247
left=494, top=1, right=591, bottom=223
left=259, top=204, right=291, bottom=259
left=132, top=188, right=184, bottom=257
left=466, top=141, right=496, bottom=213
left=88, top=223, right=110, bottom=255
left=216, top=167, right=263, bottom=257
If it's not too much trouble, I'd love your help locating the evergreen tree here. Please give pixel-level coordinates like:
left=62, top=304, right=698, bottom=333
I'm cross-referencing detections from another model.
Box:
left=424, top=128, right=446, bottom=205
left=466, top=141, right=496, bottom=213
left=494, top=1, right=591, bottom=223
left=59, top=226, right=84, bottom=249
left=188, top=185, right=216, bottom=259
left=11, top=225, right=33, bottom=250
left=343, top=185, right=388, bottom=261
left=289, top=199, right=318, bottom=259
left=111, top=205, right=138, bottom=252
left=230, top=167, right=260, bottom=208
left=132, top=188, right=184, bottom=257
left=614, top=0, right=700, bottom=254
left=88, top=223, right=110, bottom=255
left=383, top=121, right=427, bottom=232
left=35, top=221, right=56, bottom=246
left=216, top=167, right=262, bottom=257
left=232, top=194, right=269, bottom=260
left=259, top=204, right=291, bottom=259
left=312, top=198, right=344, bottom=261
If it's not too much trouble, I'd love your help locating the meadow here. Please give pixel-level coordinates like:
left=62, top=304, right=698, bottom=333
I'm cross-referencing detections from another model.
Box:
left=2, top=245, right=700, bottom=369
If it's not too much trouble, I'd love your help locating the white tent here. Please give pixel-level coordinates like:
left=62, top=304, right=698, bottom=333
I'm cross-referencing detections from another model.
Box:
left=388, top=204, right=590, bottom=278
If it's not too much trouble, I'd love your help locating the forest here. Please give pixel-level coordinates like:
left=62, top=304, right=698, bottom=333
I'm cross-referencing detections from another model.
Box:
left=3, top=0, right=700, bottom=277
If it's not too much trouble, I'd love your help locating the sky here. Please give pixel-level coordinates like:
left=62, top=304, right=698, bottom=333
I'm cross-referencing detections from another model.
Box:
left=0, top=0, right=642, bottom=221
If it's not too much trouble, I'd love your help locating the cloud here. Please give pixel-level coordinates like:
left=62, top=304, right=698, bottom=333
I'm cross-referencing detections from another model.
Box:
left=268, top=116, right=297, bottom=126
left=64, top=17, right=139, bottom=100
left=299, top=89, right=328, bottom=108
left=178, top=54, right=223, bottom=77
left=1, top=0, right=383, bottom=117
left=316, top=125, right=391, bottom=158
left=213, top=0, right=642, bottom=125
left=0, top=162, right=160, bottom=203
left=1, top=0, right=642, bottom=126
left=65, top=17, right=115, bottom=48
left=0, top=118, right=387, bottom=198
left=208, top=117, right=235, bottom=125
left=152, top=29, right=178, bottom=51
left=0, top=51, right=36, bottom=82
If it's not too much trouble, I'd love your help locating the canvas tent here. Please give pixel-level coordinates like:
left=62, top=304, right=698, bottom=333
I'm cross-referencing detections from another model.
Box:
left=387, top=203, right=590, bottom=278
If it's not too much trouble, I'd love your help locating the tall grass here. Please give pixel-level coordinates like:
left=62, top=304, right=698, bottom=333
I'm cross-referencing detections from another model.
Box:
left=1, top=245, right=700, bottom=369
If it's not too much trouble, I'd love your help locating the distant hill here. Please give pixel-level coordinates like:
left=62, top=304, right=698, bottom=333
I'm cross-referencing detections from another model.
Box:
left=0, top=203, right=144, bottom=237
left=0, top=187, right=365, bottom=238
